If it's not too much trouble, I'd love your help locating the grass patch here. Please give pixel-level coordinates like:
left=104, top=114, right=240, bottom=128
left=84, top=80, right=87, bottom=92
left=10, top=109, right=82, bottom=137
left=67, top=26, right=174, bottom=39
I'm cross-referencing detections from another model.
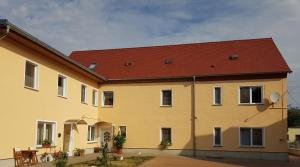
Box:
left=69, top=156, right=154, bottom=167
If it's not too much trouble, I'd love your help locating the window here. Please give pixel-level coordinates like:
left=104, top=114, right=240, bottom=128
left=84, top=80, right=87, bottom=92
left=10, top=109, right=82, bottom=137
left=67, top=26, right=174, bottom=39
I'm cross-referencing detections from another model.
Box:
left=213, top=87, right=222, bottom=105
left=240, top=127, right=264, bottom=147
left=119, top=126, right=127, bottom=138
left=102, top=91, right=114, bottom=106
left=161, top=90, right=172, bottom=106
left=239, top=86, right=263, bottom=104
left=81, top=85, right=87, bottom=103
left=25, top=61, right=38, bottom=89
left=92, top=90, right=98, bottom=106
left=58, top=75, right=67, bottom=97
left=161, top=128, right=172, bottom=143
left=88, top=125, right=96, bottom=142
left=213, top=127, right=222, bottom=146
left=36, top=121, right=56, bottom=146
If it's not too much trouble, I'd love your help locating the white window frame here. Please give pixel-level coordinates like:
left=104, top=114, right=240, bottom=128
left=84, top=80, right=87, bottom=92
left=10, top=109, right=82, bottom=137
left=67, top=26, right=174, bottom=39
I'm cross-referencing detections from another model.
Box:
left=81, top=84, right=88, bottom=104
left=35, top=120, right=57, bottom=147
left=239, top=127, right=265, bottom=147
left=213, top=127, right=222, bottom=146
left=24, top=60, right=39, bottom=90
left=92, top=89, right=99, bottom=106
left=160, top=127, right=172, bottom=143
left=213, top=86, right=222, bottom=105
left=102, top=91, right=114, bottom=107
left=238, top=86, right=264, bottom=104
left=87, top=125, right=96, bottom=142
left=57, top=74, right=67, bottom=98
left=160, top=89, right=173, bottom=107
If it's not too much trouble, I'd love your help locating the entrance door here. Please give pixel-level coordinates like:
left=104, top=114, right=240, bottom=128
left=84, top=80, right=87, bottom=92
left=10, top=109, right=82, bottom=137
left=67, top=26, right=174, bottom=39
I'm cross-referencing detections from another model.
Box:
left=63, top=124, right=74, bottom=156
left=100, top=127, right=113, bottom=150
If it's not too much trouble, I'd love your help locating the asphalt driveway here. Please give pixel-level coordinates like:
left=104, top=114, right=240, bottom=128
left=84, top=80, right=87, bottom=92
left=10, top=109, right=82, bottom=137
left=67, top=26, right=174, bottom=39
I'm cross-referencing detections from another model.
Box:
left=140, top=154, right=300, bottom=167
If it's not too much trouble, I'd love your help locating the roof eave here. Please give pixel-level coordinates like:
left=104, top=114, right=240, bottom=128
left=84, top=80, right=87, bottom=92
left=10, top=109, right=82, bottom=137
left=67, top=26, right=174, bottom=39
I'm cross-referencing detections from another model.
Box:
left=0, top=19, right=106, bottom=82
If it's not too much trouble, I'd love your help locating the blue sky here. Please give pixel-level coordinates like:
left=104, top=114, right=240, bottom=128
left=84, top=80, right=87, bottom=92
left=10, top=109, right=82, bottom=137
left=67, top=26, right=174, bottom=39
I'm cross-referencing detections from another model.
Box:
left=1, top=0, right=300, bottom=106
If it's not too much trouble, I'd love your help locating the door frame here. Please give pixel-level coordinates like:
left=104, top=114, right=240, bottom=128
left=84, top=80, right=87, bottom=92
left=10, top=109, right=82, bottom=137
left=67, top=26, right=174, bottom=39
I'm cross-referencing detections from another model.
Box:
left=63, top=123, right=75, bottom=156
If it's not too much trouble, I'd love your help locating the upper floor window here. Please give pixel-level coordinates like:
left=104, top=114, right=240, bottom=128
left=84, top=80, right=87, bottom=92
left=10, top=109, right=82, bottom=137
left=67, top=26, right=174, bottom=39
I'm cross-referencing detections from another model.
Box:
left=161, top=90, right=172, bottom=106
left=25, top=61, right=38, bottom=89
left=240, top=127, right=264, bottom=147
left=36, top=121, right=56, bottom=146
left=213, top=127, right=222, bottom=146
left=119, top=126, right=127, bottom=138
left=92, top=89, right=98, bottom=106
left=213, top=86, right=222, bottom=105
left=102, top=91, right=114, bottom=107
left=81, top=85, right=87, bottom=103
left=58, top=75, right=67, bottom=97
left=87, top=125, right=96, bottom=142
left=239, top=86, right=263, bottom=104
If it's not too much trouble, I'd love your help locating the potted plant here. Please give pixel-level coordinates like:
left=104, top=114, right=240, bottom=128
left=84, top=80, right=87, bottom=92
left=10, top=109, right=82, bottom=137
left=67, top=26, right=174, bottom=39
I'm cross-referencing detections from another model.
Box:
left=160, top=139, right=172, bottom=150
left=113, top=134, right=126, bottom=154
left=42, top=139, right=52, bottom=148
left=73, top=148, right=85, bottom=156
left=52, top=151, right=68, bottom=167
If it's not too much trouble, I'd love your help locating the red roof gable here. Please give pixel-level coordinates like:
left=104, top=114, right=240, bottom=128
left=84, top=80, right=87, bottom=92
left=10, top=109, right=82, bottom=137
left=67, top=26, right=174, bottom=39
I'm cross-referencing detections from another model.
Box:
left=69, top=38, right=291, bottom=80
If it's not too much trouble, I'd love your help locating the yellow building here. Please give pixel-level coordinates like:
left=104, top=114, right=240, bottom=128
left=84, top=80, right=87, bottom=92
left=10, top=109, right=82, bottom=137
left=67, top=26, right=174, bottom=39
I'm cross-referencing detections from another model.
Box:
left=0, top=19, right=292, bottom=166
left=288, top=127, right=300, bottom=144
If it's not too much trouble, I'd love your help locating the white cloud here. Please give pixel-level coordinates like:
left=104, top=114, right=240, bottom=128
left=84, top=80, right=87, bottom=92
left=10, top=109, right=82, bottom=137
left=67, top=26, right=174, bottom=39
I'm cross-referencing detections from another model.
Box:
left=0, top=0, right=300, bottom=106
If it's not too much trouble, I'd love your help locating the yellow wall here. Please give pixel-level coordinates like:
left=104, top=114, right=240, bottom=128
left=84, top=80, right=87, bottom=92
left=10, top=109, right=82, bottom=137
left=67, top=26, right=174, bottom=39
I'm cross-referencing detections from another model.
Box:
left=0, top=37, right=100, bottom=159
left=288, top=128, right=300, bottom=142
left=99, top=78, right=288, bottom=153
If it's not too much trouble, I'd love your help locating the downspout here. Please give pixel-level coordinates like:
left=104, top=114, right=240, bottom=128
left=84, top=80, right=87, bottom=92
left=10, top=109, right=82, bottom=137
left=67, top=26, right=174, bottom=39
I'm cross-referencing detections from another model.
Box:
left=191, top=76, right=196, bottom=157
left=0, top=24, right=10, bottom=40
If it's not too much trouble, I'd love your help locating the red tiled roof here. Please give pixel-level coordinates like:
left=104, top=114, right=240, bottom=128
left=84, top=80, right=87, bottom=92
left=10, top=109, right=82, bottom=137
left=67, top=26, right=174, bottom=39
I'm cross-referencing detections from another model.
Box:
left=69, top=38, right=291, bottom=80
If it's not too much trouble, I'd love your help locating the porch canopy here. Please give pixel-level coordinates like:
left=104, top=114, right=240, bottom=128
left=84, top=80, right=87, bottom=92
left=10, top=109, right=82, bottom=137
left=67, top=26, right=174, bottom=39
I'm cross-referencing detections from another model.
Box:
left=95, top=121, right=112, bottom=126
left=65, top=119, right=87, bottom=125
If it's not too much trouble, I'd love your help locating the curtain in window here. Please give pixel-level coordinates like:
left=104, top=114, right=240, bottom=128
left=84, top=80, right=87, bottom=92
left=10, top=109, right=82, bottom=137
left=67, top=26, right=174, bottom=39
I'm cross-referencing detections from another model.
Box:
left=162, top=91, right=172, bottom=105
left=240, top=87, right=250, bottom=103
left=37, top=123, right=44, bottom=145
left=45, top=124, right=53, bottom=143
left=214, top=88, right=221, bottom=104
left=104, top=92, right=113, bottom=105
left=240, top=128, right=251, bottom=146
left=120, top=126, right=126, bottom=138
left=58, top=77, right=64, bottom=96
left=252, top=128, right=263, bottom=146
left=25, top=62, right=35, bottom=88
left=162, top=128, right=171, bottom=142
left=81, top=85, right=86, bottom=102
left=214, top=128, right=221, bottom=145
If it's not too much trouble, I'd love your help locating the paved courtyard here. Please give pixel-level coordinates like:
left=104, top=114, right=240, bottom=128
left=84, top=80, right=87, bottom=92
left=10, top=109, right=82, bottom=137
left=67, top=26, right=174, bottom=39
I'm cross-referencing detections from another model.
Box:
left=140, top=154, right=300, bottom=167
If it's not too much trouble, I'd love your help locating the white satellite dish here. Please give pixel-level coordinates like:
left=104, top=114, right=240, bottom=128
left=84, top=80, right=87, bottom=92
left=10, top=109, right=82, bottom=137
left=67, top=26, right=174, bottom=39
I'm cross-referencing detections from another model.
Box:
left=270, top=92, right=280, bottom=103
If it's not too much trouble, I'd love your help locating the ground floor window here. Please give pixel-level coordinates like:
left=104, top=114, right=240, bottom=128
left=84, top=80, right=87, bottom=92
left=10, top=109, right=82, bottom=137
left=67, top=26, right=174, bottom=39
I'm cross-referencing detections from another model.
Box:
left=119, top=126, right=126, bottom=138
left=161, top=128, right=172, bottom=143
left=36, top=121, right=56, bottom=146
left=240, top=127, right=264, bottom=147
left=88, top=125, right=96, bottom=141
left=213, top=127, right=222, bottom=146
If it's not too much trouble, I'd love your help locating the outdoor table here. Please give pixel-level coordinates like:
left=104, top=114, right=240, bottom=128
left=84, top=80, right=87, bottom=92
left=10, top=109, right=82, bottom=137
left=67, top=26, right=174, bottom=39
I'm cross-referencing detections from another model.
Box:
left=21, top=150, right=38, bottom=165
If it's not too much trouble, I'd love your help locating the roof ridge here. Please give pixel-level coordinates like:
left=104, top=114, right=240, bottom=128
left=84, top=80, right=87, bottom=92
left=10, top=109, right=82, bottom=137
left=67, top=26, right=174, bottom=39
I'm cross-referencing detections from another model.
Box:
left=71, top=37, right=273, bottom=53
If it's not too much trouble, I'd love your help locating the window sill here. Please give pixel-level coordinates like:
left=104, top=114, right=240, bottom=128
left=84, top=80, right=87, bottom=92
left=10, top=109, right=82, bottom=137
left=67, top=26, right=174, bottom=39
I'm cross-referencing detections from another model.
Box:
left=58, top=95, right=67, bottom=99
left=24, top=86, right=39, bottom=92
left=213, top=145, right=223, bottom=147
left=93, top=105, right=99, bottom=107
left=160, top=105, right=172, bottom=107
left=81, top=102, right=88, bottom=105
left=87, top=141, right=98, bottom=144
left=36, top=145, right=56, bottom=149
left=102, top=105, right=113, bottom=108
left=240, top=146, right=264, bottom=148
left=238, top=103, right=264, bottom=106
left=212, top=104, right=222, bottom=106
